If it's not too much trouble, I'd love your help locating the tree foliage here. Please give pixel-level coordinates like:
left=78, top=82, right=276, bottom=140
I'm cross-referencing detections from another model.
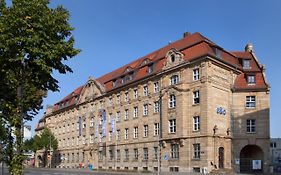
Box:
left=23, top=128, right=58, bottom=153
left=0, top=0, right=80, bottom=174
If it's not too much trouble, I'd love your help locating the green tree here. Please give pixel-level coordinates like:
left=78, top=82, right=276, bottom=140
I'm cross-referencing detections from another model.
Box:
left=23, top=129, right=58, bottom=153
left=0, top=0, right=80, bottom=174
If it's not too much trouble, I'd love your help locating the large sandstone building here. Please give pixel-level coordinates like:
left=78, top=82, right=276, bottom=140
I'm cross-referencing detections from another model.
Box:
left=35, top=32, right=270, bottom=173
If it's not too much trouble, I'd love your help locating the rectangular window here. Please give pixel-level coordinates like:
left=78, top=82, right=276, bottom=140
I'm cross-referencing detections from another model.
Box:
left=98, top=151, right=103, bottom=160
left=133, top=127, right=138, bottom=138
left=243, top=59, right=251, bottom=69
left=193, top=116, right=200, bottom=131
left=116, top=94, right=120, bottom=104
left=193, top=143, right=200, bottom=159
left=154, top=82, right=159, bottom=93
left=246, top=96, right=256, bottom=108
left=125, top=109, right=129, bottom=120
left=169, top=119, right=176, bottom=133
left=134, top=148, right=138, bottom=160
left=108, top=131, right=112, bottom=142
left=134, top=106, right=138, bottom=118
left=125, top=128, right=129, bottom=140
left=170, top=75, right=179, bottom=85
left=90, top=117, right=94, bottom=127
left=117, top=149, right=120, bottom=161
left=193, top=68, right=200, bottom=81
left=125, top=92, right=129, bottom=102
left=148, top=64, right=153, bottom=74
left=143, top=104, right=148, bottom=116
left=109, top=149, right=114, bottom=160
left=143, top=148, right=148, bottom=160
left=154, top=123, right=160, bottom=136
left=143, top=85, right=148, bottom=96
left=109, top=97, right=113, bottom=106
left=193, top=91, right=200, bottom=104
left=134, top=89, right=138, bottom=99
left=247, top=75, right=256, bottom=85
left=124, top=149, right=129, bottom=160
left=90, top=134, right=94, bottom=143
left=116, top=129, right=120, bottom=141
left=154, top=147, right=158, bottom=160
left=169, top=94, right=176, bottom=108
left=144, top=125, right=148, bottom=137
left=116, top=111, right=121, bottom=122
left=153, top=102, right=160, bottom=114
left=171, top=144, right=179, bottom=159
left=247, top=119, right=256, bottom=133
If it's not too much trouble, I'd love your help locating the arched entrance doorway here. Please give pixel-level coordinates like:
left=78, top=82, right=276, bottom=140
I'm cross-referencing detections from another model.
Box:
left=240, top=145, right=263, bottom=173
left=218, top=147, right=224, bottom=169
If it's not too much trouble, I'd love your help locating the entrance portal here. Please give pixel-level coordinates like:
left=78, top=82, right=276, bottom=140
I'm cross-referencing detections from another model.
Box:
left=218, top=147, right=224, bottom=169
left=240, top=145, right=263, bottom=173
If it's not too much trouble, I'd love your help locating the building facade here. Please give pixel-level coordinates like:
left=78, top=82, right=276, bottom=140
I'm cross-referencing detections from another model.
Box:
left=270, top=138, right=281, bottom=172
left=35, top=32, right=270, bottom=173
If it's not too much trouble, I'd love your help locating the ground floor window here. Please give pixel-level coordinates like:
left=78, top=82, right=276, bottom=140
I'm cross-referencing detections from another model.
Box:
left=170, top=167, right=179, bottom=172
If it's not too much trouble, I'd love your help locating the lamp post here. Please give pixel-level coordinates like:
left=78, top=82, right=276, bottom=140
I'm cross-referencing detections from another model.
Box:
left=157, top=93, right=162, bottom=175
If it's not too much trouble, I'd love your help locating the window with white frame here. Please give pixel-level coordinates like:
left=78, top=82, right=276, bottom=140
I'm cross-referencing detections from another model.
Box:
left=134, top=106, right=138, bottom=118
left=169, top=119, right=176, bottom=133
left=171, top=144, right=179, bottom=159
left=124, top=149, right=129, bottom=160
left=193, top=68, right=200, bottom=81
left=116, top=149, right=120, bottom=161
left=148, top=64, right=154, bottom=74
left=247, top=75, right=255, bottom=85
left=116, top=94, right=120, bottom=104
left=154, top=147, right=158, bottom=160
left=144, top=125, right=148, bottom=137
left=154, top=82, right=159, bottom=93
left=143, top=148, right=148, bottom=160
left=134, top=148, right=138, bottom=160
left=109, top=97, right=113, bottom=106
left=193, top=116, right=200, bottom=131
left=125, top=91, right=129, bottom=102
left=133, top=127, right=138, bottom=139
left=246, top=119, right=256, bottom=133
left=134, top=89, right=138, bottom=99
left=116, top=129, right=120, bottom=141
left=154, top=101, right=160, bottom=113
left=246, top=96, right=256, bottom=108
left=90, top=117, right=94, bottom=127
left=90, top=134, right=94, bottom=143
left=116, top=111, right=121, bottom=122
left=193, top=143, right=200, bottom=159
left=170, top=75, right=179, bottom=85
left=125, top=109, right=129, bottom=120
left=193, top=91, right=200, bottom=104
left=143, top=104, right=148, bottom=116
left=243, top=59, right=251, bottom=69
left=154, top=123, right=160, bottom=136
left=125, top=128, right=129, bottom=140
left=169, top=94, right=176, bottom=108
left=143, top=85, right=148, bottom=96
left=109, top=131, right=112, bottom=141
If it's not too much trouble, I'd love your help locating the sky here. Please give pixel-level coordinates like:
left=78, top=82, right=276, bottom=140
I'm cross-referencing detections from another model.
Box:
left=26, top=0, right=281, bottom=138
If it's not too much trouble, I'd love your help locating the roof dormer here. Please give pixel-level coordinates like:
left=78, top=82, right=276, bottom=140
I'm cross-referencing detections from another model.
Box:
left=163, top=48, right=184, bottom=69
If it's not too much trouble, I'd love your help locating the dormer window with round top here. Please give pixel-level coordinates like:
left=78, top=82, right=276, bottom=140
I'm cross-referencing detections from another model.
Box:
left=171, top=54, right=176, bottom=63
left=164, top=48, right=184, bottom=69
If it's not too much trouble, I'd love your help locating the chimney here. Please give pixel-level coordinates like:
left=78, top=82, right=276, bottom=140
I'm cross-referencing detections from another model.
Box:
left=183, top=32, right=191, bottom=38
left=245, top=43, right=254, bottom=52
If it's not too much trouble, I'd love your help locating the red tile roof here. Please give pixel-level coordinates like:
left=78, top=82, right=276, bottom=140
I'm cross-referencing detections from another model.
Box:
left=52, top=32, right=268, bottom=111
